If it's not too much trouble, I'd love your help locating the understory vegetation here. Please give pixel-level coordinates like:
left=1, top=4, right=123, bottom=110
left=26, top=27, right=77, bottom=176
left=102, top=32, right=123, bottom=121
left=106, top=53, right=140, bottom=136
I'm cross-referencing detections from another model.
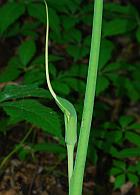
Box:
left=0, top=0, right=140, bottom=194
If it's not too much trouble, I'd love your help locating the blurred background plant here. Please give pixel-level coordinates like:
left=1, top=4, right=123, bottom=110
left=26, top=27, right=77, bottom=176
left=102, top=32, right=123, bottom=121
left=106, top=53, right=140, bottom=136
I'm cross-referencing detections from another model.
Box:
left=0, top=0, right=140, bottom=194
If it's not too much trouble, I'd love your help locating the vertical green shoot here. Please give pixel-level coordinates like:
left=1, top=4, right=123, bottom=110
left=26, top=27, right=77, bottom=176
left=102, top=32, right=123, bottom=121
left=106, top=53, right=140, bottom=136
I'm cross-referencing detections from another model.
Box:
left=70, top=0, right=103, bottom=194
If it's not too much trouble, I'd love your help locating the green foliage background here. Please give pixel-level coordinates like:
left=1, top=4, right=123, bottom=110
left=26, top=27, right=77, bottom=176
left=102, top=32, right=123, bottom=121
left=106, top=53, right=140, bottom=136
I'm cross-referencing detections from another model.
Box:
left=0, top=0, right=140, bottom=191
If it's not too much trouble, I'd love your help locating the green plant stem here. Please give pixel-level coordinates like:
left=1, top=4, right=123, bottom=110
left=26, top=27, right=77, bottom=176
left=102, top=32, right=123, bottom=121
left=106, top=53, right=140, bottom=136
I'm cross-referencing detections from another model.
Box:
left=69, top=0, right=103, bottom=194
left=67, top=144, right=74, bottom=186
left=0, top=127, right=33, bottom=170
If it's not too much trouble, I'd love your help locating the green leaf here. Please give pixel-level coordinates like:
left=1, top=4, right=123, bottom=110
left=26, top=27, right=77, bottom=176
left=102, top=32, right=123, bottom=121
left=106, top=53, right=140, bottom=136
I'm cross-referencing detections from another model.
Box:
left=119, top=116, right=134, bottom=128
left=47, top=0, right=78, bottom=12
left=128, top=123, right=140, bottom=131
left=125, top=131, right=140, bottom=147
left=0, top=118, right=9, bottom=133
left=127, top=173, right=139, bottom=185
left=119, top=148, right=140, bottom=158
left=18, top=142, right=66, bottom=160
left=27, top=3, right=46, bottom=23
left=96, top=76, right=109, bottom=95
left=99, top=39, right=114, bottom=69
left=104, top=3, right=136, bottom=15
left=23, top=69, right=45, bottom=85
left=63, top=28, right=82, bottom=43
left=18, top=147, right=31, bottom=161
left=135, top=162, right=140, bottom=174
left=113, top=160, right=126, bottom=170
left=110, top=167, right=122, bottom=176
left=66, top=45, right=87, bottom=60
left=0, top=57, right=21, bottom=82
left=103, top=19, right=136, bottom=37
left=104, top=62, right=121, bottom=73
left=52, top=80, right=70, bottom=95
left=5, top=22, right=20, bottom=38
left=33, top=143, right=66, bottom=154
left=64, top=64, right=87, bottom=78
left=27, top=3, right=61, bottom=36
left=109, top=146, right=119, bottom=157
left=125, top=79, right=140, bottom=101
left=127, top=165, right=136, bottom=173
left=48, top=7, right=61, bottom=35
left=62, top=16, right=77, bottom=30
left=0, top=84, right=51, bottom=102
left=20, top=21, right=39, bottom=37
left=136, top=27, right=140, bottom=43
left=114, top=174, right=125, bottom=189
left=59, top=77, right=85, bottom=94
left=105, top=131, right=122, bottom=143
left=18, top=40, right=36, bottom=67
left=0, top=2, right=25, bottom=35
left=1, top=99, right=62, bottom=138
left=88, top=146, right=98, bottom=165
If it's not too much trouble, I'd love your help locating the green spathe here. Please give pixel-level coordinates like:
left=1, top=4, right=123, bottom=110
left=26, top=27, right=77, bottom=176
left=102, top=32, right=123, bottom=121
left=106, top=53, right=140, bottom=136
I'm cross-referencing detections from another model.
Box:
left=44, top=0, right=77, bottom=187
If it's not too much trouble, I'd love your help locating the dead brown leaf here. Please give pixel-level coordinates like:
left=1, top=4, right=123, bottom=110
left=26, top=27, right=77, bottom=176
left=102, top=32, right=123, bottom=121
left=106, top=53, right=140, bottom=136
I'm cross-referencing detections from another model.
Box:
left=0, top=189, right=17, bottom=195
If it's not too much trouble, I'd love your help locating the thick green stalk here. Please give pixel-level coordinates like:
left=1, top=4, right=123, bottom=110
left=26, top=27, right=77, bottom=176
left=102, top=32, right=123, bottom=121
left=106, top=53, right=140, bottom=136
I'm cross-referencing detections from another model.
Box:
left=69, top=0, right=103, bottom=194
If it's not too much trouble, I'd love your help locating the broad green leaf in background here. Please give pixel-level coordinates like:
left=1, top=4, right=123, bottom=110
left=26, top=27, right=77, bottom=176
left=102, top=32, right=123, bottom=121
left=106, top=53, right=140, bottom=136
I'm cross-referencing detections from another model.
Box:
left=18, top=142, right=66, bottom=161
left=48, top=7, right=61, bottom=35
left=1, top=99, right=62, bottom=139
left=0, top=57, right=21, bottom=82
left=125, top=131, right=140, bottom=147
left=136, top=27, right=140, bottom=43
left=20, top=21, right=40, bottom=38
left=63, top=28, right=82, bottom=43
left=63, top=64, right=87, bottom=78
left=103, top=62, right=121, bottom=73
left=5, top=23, right=20, bottom=38
left=103, top=19, right=136, bottom=37
left=27, top=3, right=61, bottom=36
left=110, top=167, right=122, bottom=176
left=0, top=84, right=51, bottom=102
left=47, top=0, right=79, bottom=12
left=18, top=40, right=36, bottom=67
left=66, top=44, right=88, bottom=61
left=119, top=115, right=134, bottom=128
left=99, top=39, right=114, bottom=69
left=105, top=131, right=122, bottom=143
left=61, top=77, right=86, bottom=94
left=128, top=123, right=140, bottom=131
left=113, top=160, right=126, bottom=170
left=124, top=79, right=140, bottom=102
left=62, top=16, right=77, bottom=30
left=96, top=76, right=109, bottom=95
left=27, top=3, right=46, bottom=23
left=118, top=148, right=140, bottom=158
left=114, top=174, right=125, bottom=189
left=33, top=143, right=66, bottom=154
left=104, top=3, right=137, bottom=15
left=23, top=68, right=45, bottom=85
left=0, top=2, right=25, bottom=35
left=0, top=118, right=9, bottom=133
left=127, top=173, right=139, bottom=185
left=52, top=80, right=70, bottom=96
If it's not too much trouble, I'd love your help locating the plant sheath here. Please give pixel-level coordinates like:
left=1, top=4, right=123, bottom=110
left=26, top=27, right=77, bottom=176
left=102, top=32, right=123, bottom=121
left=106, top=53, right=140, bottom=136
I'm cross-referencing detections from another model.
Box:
left=44, top=0, right=77, bottom=186
left=70, top=0, right=103, bottom=194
